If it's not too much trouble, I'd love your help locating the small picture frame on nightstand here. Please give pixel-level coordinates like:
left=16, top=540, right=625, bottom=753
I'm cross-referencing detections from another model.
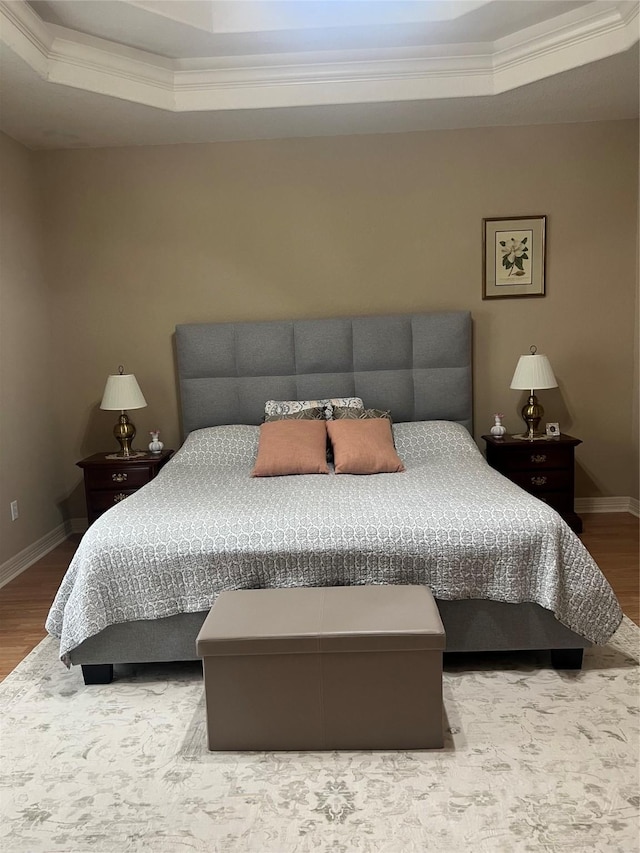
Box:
left=545, top=422, right=560, bottom=437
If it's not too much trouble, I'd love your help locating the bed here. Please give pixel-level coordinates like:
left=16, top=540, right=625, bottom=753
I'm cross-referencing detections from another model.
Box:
left=46, top=311, right=622, bottom=683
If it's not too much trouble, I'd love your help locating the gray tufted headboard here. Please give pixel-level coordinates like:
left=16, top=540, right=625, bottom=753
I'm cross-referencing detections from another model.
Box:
left=175, top=311, right=472, bottom=437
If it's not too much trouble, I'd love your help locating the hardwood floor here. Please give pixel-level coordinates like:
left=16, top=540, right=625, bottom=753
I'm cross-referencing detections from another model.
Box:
left=0, top=514, right=637, bottom=681
left=0, top=536, right=79, bottom=681
left=578, top=512, right=639, bottom=626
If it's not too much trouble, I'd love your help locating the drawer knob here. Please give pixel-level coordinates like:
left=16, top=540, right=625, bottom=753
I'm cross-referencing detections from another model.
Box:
left=113, top=493, right=128, bottom=503
left=112, top=472, right=128, bottom=482
left=531, top=476, right=547, bottom=486
left=531, top=454, right=547, bottom=464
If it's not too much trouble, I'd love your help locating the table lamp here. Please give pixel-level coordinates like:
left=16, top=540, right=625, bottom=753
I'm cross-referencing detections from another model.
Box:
left=510, top=346, right=558, bottom=441
left=100, top=366, right=147, bottom=458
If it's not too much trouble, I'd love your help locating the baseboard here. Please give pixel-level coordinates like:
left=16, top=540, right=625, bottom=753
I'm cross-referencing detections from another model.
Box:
left=575, top=496, right=639, bottom=517
left=0, top=521, right=73, bottom=589
left=70, top=517, right=88, bottom=535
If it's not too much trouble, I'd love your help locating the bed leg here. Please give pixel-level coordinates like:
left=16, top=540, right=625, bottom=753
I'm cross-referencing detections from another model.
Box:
left=81, top=664, right=113, bottom=684
left=550, top=648, right=583, bottom=670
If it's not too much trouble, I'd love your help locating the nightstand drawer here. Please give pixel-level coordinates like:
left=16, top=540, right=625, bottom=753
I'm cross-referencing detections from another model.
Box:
left=510, top=469, right=572, bottom=492
left=536, top=492, right=574, bottom=513
left=482, top=434, right=581, bottom=534
left=86, top=465, right=152, bottom=490
left=492, top=447, right=571, bottom=473
left=78, top=449, right=174, bottom=526
left=89, top=489, right=139, bottom=513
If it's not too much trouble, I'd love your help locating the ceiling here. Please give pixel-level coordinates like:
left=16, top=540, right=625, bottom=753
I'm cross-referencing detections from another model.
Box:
left=1, top=0, right=638, bottom=149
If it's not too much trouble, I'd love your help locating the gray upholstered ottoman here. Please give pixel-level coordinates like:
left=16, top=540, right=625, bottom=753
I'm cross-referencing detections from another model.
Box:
left=196, top=585, right=445, bottom=751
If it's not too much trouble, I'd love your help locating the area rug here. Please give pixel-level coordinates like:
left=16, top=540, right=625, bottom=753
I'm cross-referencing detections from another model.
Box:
left=1, top=620, right=638, bottom=853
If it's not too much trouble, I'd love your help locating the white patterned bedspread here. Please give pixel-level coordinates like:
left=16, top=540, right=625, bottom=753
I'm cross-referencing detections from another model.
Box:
left=46, top=422, right=622, bottom=658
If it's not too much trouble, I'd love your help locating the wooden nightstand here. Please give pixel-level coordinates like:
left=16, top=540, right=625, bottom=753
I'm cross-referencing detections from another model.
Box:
left=482, top=434, right=582, bottom=533
left=77, top=449, right=174, bottom=525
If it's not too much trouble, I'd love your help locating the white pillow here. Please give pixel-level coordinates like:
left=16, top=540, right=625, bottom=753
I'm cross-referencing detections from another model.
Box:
left=175, top=425, right=260, bottom=467
left=264, top=397, right=364, bottom=420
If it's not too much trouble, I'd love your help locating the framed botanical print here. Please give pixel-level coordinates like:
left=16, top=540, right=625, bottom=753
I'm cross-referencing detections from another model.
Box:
left=482, top=215, right=546, bottom=299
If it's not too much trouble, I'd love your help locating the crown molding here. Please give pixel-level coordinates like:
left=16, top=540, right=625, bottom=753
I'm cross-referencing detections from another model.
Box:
left=1, top=0, right=638, bottom=112
left=48, top=33, right=175, bottom=110
left=0, top=0, right=51, bottom=76
left=493, top=0, right=640, bottom=92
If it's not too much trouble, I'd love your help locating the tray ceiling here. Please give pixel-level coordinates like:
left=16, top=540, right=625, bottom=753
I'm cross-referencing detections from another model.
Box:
left=1, top=0, right=638, bottom=149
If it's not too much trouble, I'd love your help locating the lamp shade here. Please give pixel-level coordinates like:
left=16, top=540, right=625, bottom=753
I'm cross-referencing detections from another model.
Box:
left=100, top=371, right=147, bottom=411
left=510, top=350, right=558, bottom=391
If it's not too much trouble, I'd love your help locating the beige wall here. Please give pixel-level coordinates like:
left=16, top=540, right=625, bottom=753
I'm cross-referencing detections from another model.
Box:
left=30, top=118, right=639, bottom=520
left=0, top=134, right=63, bottom=563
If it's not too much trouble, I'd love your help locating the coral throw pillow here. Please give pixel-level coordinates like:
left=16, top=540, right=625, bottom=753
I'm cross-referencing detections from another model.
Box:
left=327, top=419, right=405, bottom=475
left=251, top=420, right=329, bottom=477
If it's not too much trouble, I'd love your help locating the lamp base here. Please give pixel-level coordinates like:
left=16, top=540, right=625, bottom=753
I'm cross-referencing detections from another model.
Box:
left=113, top=411, right=140, bottom=457
left=519, top=394, right=544, bottom=441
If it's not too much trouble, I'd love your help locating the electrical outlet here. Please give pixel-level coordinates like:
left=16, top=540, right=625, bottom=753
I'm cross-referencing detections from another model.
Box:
left=10, top=500, right=19, bottom=521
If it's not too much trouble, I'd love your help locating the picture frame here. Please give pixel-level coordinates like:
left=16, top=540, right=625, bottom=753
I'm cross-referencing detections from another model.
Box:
left=482, top=215, right=546, bottom=299
left=545, top=422, right=560, bottom=437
